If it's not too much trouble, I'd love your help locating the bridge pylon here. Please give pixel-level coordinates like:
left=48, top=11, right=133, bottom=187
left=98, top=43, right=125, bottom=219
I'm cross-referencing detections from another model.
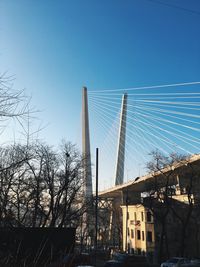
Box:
left=82, top=86, right=93, bottom=198
left=81, top=86, right=94, bottom=247
left=115, top=93, right=128, bottom=185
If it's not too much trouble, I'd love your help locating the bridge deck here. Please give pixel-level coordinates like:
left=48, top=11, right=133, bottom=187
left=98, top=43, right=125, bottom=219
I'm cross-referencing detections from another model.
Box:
left=98, top=154, right=200, bottom=199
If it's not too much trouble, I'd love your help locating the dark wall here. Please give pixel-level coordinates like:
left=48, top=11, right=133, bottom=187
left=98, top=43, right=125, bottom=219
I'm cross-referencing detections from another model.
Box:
left=0, top=227, right=76, bottom=266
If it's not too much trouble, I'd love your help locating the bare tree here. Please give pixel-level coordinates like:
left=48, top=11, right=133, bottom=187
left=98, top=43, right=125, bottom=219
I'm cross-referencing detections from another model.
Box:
left=145, top=150, right=200, bottom=260
left=0, top=140, right=87, bottom=228
left=0, top=73, right=33, bottom=134
left=145, top=151, right=174, bottom=261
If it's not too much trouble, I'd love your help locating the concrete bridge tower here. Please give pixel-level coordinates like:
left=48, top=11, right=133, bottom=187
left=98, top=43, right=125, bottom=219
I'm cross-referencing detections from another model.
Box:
left=115, top=93, right=128, bottom=185
left=82, top=86, right=93, bottom=199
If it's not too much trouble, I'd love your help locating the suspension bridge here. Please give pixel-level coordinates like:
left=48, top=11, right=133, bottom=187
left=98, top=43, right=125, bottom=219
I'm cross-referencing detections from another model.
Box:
left=81, top=81, right=200, bottom=251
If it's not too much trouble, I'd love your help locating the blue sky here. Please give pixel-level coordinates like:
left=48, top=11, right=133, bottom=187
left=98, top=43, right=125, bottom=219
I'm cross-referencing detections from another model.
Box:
left=1, top=0, right=200, bottom=189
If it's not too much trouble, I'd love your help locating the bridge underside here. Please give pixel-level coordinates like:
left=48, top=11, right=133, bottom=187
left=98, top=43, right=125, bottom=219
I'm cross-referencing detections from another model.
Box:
left=99, top=154, right=200, bottom=204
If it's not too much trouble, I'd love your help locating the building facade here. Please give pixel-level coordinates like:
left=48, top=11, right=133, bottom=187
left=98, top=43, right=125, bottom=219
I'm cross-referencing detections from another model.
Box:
left=121, top=204, right=155, bottom=257
left=99, top=154, right=200, bottom=262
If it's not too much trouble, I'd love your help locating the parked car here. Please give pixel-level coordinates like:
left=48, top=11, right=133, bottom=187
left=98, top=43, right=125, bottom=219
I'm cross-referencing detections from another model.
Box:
left=190, top=259, right=200, bottom=266
left=161, top=257, right=190, bottom=267
left=49, top=253, right=92, bottom=267
left=104, top=252, right=127, bottom=267
left=180, top=259, right=200, bottom=267
left=104, top=260, right=123, bottom=267
left=104, top=252, right=150, bottom=267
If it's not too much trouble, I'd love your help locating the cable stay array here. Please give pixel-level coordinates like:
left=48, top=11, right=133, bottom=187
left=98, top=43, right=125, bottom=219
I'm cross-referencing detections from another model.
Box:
left=88, top=82, right=200, bottom=189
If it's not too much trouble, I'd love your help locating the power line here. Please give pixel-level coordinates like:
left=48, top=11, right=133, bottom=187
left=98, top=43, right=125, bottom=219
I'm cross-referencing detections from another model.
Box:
left=145, top=0, right=200, bottom=16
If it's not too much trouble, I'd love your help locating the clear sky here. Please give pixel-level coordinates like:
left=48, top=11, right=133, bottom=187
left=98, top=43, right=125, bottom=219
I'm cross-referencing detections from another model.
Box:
left=1, top=0, right=200, bottom=189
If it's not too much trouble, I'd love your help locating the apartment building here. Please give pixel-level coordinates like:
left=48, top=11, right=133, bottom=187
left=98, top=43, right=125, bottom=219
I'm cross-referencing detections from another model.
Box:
left=121, top=204, right=154, bottom=256
left=121, top=189, right=200, bottom=262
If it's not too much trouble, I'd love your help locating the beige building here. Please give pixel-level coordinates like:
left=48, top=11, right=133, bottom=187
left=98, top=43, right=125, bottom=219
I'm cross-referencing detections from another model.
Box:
left=121, top=204, right=154, bottom=256
left=98, top=154, right=200, bottom=261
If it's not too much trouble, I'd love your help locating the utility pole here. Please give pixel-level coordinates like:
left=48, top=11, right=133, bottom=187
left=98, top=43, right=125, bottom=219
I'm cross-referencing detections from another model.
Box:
left=125, top=187, right=129, bottom=253
left=125, top=169, right=129, bottom=253
left=95, top=148, right=99, bottom=265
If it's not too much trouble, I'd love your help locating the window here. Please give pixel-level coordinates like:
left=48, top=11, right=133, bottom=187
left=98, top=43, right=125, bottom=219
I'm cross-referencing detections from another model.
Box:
left=137, top=230, right=141, bottom=240
left=131, top=229, right=134, bottom=239
left=147, top=231, right=153, bottom=242
left=127, top=227, right=130, bottom=236
left=142, top=231, right=145, bottom=241
left=141, top=211, right=144, bottom=221
left=134, top=212, right=137, bottom=221
left=147, top=211, right=152, bottom=222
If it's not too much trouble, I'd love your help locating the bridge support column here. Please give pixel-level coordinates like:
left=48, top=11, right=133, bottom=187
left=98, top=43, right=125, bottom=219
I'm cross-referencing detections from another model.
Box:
left=82, top=86, right=92, bottom=198
left=82, top=86, right=93, bottom=247
left=115, top=93, right=128, bottom=185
